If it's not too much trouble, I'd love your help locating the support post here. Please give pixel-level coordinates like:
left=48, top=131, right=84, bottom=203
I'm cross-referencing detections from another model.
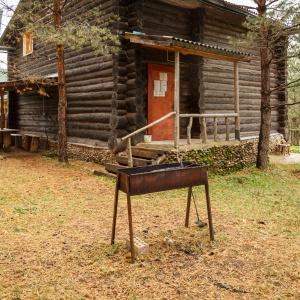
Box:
left=174, top=51, right=180, bottom=150
left=234, top=62, right=241, bottom=140
left=127, top=195, right=135, bottom=263
left=111, top=174, right=120, bottom=245
left=225, top=117, right=230, bottom=141
left=201, top=117, right=207, bottom=144
left=0, top=92, right=5, bottom=129
left=185, top=187, right=193, bottom=227
left=187, top=117, right=193, bottom=145
left=214, top=117, right=218, bottom=141
left=127, top=138, right=133, bottom=167
left=205, top=183, right=214, bottom=242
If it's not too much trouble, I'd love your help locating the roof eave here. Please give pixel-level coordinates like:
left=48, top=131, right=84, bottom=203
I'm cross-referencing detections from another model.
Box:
left=124, top=32, right=251, bottom=63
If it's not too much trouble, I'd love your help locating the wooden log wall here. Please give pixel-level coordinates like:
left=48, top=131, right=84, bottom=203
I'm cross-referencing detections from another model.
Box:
left=7, top=0, right=288, bottom=146
left=126, top=0, right=201, bottom=139
left=201, top=8, right=284, bottom=137
left=8, top=0, right=124, bottom=146
left=11, top=87, right=58, bottom=137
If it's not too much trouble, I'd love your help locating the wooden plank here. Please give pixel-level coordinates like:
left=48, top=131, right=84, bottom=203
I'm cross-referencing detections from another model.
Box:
left=131, top=147, right=165, bottom=159
left=180, top=113, right=238, bottom=118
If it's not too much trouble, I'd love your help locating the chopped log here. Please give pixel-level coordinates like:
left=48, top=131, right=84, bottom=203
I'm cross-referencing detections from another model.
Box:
left=30, top=135, right=40, bottom=153
left=22, top=135, right=31, bottom=151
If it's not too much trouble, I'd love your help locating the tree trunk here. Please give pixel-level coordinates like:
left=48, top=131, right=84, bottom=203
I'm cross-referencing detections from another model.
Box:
left=56, top=44, right=68, bottom=162
left=257, top=46, right=271, bottom=169
left=53, top=0, right=68, bottom=162
left=256, top=0, right=271, bottom=169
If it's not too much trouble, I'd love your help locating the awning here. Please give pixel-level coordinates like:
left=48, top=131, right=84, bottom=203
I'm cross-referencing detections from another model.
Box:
left=0, top=76, right=58, bottom=93
left=124, top=32, right=251, bottom=62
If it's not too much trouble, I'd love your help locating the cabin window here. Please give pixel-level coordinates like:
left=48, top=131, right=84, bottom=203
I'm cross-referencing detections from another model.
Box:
left=23, top=32, right=33, bottom=56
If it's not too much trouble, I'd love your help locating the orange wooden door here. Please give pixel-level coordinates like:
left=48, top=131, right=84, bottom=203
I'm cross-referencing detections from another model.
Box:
left=148, top=64, right=175, bottom=141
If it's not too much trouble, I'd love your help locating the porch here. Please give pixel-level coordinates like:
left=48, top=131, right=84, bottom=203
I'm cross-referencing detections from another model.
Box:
left=121, top=32, right=251, bottom=166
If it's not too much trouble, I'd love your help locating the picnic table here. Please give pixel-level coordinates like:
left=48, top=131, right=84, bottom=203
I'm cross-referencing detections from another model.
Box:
left=0, top=129, right=19, bottom=151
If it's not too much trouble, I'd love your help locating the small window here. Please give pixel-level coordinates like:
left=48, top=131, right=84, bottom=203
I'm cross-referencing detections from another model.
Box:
left=23, top=32, right=33, bottom=56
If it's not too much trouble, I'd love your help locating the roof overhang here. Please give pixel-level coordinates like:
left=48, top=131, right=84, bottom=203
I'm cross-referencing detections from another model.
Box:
left=125, top=32, right=251, bottom=63
left=159, top=0, right=253, bottom=16
left=0, top=77, right=58, bottom=93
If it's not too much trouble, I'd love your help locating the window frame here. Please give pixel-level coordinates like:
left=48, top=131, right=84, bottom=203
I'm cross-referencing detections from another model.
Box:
left=23, top=32, right=33, bottom=57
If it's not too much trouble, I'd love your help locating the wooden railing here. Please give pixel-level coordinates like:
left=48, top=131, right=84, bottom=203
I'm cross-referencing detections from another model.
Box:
left=180, top=113, right=239, bottom=144
left=120, top=111, right=239, bottom=167
left=121, top=111, right=176, bottom=167
left=289, top=128, right=300, bottom=146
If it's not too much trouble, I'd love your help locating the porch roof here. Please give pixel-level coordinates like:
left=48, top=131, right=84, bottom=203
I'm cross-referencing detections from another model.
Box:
left=0, top=77, right=58, bottom=93
left=124, top=32, right=251, bottom=62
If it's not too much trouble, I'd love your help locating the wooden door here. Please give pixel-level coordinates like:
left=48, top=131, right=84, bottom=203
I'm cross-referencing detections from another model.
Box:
left=148, top=64, right=175, bottom=141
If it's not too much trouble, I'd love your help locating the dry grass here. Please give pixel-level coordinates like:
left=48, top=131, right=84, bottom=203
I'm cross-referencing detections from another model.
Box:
left=0, top=153, right=299, bottom=299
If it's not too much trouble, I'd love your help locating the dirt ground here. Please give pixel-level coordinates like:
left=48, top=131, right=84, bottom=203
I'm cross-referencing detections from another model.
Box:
left=0, top=152, right=299, bottom=299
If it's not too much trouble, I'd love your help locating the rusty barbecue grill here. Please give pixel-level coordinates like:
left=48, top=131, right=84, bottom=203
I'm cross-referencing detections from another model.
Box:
left=111, top=162, right=214, bottom=262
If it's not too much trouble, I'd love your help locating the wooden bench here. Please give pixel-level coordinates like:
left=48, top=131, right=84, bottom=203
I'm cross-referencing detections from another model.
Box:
left=22, top=134, right=40, bottom=152
left=277, top=143, right=291, bottom=156
left=11, top=133, right=23, bottom=148
left=0, top=129, right=19, bottom=152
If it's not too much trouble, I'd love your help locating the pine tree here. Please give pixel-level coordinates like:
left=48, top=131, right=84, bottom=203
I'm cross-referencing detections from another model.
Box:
left=241, top=0, right=300, bottom=168
left=1, top=0, right=120, bottom=162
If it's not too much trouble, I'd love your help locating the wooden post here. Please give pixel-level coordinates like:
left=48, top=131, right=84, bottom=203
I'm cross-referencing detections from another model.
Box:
left=0, top=92, right=5, bottom=129
left=225, top=117, right=230, bottom=141
left=127, top=138, right=133, bottom=167
left=214, top=117, right=218, bottom=141
left=187, top=117, right=193, bottom=145
left=234, top=62, right=241, bottom=140
left=174, top=51, right=180, bottom=150
left=201, top=117, right=207, bottom=144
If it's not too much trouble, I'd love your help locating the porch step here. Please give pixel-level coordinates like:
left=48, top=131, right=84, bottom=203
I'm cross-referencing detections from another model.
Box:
left=104, top=146, right=169, bottom=174
left=131, top=146, right=166, bottom=159
left=116, top=154, right=152, bottom=167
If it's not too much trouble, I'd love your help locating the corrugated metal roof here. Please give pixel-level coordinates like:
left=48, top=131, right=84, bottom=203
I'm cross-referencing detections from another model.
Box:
left=126, top=32, right=250, bottom=60
left=171, top=36, right=249, bottom=57
left=203, top=0, right=255, bottom=15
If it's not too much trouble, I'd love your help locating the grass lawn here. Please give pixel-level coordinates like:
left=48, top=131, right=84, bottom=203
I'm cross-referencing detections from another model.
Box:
left=0, top=153, right=299, bottom=299
left=291, top=145, right=300, bottom=153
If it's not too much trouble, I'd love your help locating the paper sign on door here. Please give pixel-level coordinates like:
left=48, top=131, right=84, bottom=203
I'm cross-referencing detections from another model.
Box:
left=154, top=80, right=162, bottom=97
left=154, top=72, right=168, bottom=97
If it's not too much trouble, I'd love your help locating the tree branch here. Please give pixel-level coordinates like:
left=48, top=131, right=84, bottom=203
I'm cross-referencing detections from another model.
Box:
left=271, top=77, right=300, bottom=93
left=272, top=101, right=300, bottom=108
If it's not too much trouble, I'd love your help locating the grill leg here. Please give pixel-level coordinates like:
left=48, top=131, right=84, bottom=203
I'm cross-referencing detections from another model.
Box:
left=127, top=195, right=135, bottom=263
left=185, top=187, right=193, bottom=227
left=111, top=175, right=120, bottom=245
left=205, top=183, right=214, bottom=241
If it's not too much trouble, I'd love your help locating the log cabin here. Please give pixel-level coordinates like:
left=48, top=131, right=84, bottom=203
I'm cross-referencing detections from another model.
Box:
left=0, top=0, right=288, bottom=158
